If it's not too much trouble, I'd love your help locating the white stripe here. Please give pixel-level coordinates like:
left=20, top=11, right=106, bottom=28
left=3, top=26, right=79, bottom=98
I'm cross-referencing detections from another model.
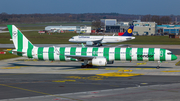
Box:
left=33, top=48, right=38, bottom=59
left=109, top=47, right=115, bottom=61
left=76, top=47, right=82, bottom=56
left=54, top=47, right=59, bottom=61
left=165, top=50, right=171, bottom=61
left=23, top=35, right=28, bottom=49
left=98, top=47, right=104, bottom=56
left=131, top=48, right=137, bottom=61
left=143, top=48, right=149, bottom=61
left=120, top=48, right=126, bottom=61
left=87, top=47, right=93, bottom=56
left=22, top=49, right=27, bottom=57
left=43, top=47, right=49, bottom=60
left=154, top=48, right=160, bottom=61
left=65, top=47, right=71, bottom=61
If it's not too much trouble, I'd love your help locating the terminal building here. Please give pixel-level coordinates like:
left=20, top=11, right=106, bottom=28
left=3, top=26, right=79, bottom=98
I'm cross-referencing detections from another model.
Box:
left=157, top=25, right=180, bottom=35
left=133, top=21, right=157, bottom=35
left=45, top=26, right=91, bottom=33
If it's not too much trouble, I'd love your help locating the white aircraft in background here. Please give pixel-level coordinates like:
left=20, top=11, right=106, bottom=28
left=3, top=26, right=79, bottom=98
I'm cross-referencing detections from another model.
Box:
left=69, top=26, right=135, bottom=46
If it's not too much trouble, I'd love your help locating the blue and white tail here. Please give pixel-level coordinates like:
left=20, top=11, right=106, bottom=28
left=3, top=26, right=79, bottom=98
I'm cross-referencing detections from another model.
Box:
left=120, top=25, right=134, bottom=36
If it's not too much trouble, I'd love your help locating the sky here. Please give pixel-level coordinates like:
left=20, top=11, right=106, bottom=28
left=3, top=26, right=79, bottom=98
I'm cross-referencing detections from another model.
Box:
left=1, top=0, right=180, bottom=15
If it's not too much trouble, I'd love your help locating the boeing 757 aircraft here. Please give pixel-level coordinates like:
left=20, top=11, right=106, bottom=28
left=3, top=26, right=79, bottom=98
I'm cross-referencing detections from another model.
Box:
left=69, top=26, right=135, bottom=46
left=7, top=25, right=177, bottom=68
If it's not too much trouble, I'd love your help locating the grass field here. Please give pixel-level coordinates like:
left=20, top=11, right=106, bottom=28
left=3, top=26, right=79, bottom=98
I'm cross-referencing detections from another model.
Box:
left=0, top=49, right=19, bottom=60
left=0, top=22, right=92, bottom=27
left=1, top=31, right=180, bottom=45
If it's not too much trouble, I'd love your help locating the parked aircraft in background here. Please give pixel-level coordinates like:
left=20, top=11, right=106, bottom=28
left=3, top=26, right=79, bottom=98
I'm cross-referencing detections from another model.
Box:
left=69, top=26, right=135, bottom=46
left=7, top=25, right=177, bottom=68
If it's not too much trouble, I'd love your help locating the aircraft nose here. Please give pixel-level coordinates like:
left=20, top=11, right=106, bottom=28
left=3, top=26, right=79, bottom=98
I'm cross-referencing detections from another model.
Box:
left=172, top=54, right=177, bottom=60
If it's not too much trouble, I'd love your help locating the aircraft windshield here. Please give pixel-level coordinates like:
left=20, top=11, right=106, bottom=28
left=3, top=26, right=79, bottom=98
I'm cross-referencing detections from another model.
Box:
left=167, top=52, right=173, bottom=55
left=71, top=37, right=74, bottom=39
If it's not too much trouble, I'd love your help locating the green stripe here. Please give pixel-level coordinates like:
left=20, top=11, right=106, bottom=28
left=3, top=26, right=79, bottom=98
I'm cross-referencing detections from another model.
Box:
left=148, top=48, right=154, bottom=61
left=103, top=48, right=109, bottom=61
left=17, top=30, right=23, bottom=56
left=137, top=48, right=143, bottom=61
left=81, top=48, right=87, bottom=56
left=70, top=47, right=76, bottom=61
left=27, top=48, right=33, bottom=58
left=92, top=47, right=98, bottom=56
left=7, top=25, right=13, bottom=38
left=38, top=47, right=44, bottom=60
left=27, top=42, right=34, bottom=58
left=126, top=48, right=132, bottom=61
left=115, top=48, right=120, bottom=60
left=28, top=41, right=33, bottom=49
left=49, top=47, right=54, bottom=61
left=18, top=30, right=23, bottom=49
left=59, top=47, right=65, bottom=61
left=160, top=49, right=166, bottom=61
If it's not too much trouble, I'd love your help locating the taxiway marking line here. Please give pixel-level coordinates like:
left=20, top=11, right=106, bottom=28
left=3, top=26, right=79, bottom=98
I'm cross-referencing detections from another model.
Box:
left=0, top=84, right=82, bottom=101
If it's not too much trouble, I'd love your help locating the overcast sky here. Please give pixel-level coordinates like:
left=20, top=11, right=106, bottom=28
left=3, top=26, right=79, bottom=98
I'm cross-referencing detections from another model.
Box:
left=1, top=0, right=179, bottom=15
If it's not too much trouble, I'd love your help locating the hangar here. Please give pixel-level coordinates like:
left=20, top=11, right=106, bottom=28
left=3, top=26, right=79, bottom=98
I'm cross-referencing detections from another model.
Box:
left=45, top=26, right=91, bottom=33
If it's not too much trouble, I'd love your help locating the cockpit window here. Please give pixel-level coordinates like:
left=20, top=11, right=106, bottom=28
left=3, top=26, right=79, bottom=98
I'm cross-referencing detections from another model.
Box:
left=167, top=52, right=173, bottom=55
left=71, top=37, right=74, bottom=39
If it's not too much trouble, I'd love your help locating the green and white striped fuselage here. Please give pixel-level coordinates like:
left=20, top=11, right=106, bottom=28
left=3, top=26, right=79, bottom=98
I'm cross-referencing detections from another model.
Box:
left=15, top=47, right=176, bottom=62
left=7, top=25, right=177, bottom=66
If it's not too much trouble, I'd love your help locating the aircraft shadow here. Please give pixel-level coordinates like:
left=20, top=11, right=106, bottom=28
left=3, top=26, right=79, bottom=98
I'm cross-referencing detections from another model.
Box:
left=8, top=63, right=172, bottom=70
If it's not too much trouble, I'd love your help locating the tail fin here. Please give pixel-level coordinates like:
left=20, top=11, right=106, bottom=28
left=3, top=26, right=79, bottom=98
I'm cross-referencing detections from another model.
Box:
left=7, top=25, right=34, bottom=50
left=120, top=25, right=134, bottom=36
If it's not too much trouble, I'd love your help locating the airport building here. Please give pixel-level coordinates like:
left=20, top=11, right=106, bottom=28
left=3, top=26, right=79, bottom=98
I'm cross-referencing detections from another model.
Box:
left=157, top=25, right=180, bottom=35
left=100, top=19, right=130, bottom=33
left=100, top=19, right=157, bottom=35
left=100, top=19, right=117, bottom=25
left=133, top=21, right=157, bottom=35
left=45, top=26, right=91, bottom=33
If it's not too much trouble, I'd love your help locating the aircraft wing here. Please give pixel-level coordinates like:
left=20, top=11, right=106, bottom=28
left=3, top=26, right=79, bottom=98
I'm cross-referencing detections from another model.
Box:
left=65, top=55, right=95, bottom=60
left=54, top=46, right=95, bottom=60
left=91, top=36, right=104, bottom=43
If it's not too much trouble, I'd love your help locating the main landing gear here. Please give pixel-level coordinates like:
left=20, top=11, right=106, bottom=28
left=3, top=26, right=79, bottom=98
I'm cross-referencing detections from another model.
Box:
left=157, top=61, right=161, bottom=69
left=81, top=60, right=93, bottom=68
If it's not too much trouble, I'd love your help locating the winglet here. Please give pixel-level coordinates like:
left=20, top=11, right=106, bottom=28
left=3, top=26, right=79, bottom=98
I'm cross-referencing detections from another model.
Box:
left=81, top=43, right=85, bottom=48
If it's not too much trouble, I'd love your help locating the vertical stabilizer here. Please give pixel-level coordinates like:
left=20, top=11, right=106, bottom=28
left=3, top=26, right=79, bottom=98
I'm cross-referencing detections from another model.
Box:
left=7, top=25, right=34, bottom=50
left=120, top=25, right=134, bottom=36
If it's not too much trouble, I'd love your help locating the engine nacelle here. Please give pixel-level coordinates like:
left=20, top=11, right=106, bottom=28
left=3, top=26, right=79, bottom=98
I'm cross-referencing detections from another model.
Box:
left=86, top=41, right=94, bottom=45
left=92, top=57, right=107, bottom=66
left=107, top=61, right=114, bottom=64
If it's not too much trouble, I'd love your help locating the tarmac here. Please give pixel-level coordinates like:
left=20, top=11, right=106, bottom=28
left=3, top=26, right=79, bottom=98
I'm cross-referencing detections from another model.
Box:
left=1, top=44, right=180, bottom=101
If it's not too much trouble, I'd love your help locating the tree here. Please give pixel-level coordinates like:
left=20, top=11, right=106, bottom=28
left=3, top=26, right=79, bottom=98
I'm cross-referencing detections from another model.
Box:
left=92, top=21, right=101, bottom=30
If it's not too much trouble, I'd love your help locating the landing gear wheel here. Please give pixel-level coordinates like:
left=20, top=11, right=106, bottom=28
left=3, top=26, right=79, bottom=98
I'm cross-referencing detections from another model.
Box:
left=81, top=64, right=93, bottom=68
left=81, top=65, right=85, bottom=68
left=156, top=66, right=160, bottom=69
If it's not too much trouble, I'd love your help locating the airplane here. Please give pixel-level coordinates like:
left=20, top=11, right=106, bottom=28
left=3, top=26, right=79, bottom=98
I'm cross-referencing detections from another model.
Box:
left=69, top=26, right=135, bottom=46
left=7, top=25, right=177, bottom=69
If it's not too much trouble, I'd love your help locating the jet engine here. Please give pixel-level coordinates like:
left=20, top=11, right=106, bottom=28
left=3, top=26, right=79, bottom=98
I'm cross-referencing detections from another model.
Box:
left=86, top=41, right=94, bottom=45
left=92, top=57, right=107, bottom=66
